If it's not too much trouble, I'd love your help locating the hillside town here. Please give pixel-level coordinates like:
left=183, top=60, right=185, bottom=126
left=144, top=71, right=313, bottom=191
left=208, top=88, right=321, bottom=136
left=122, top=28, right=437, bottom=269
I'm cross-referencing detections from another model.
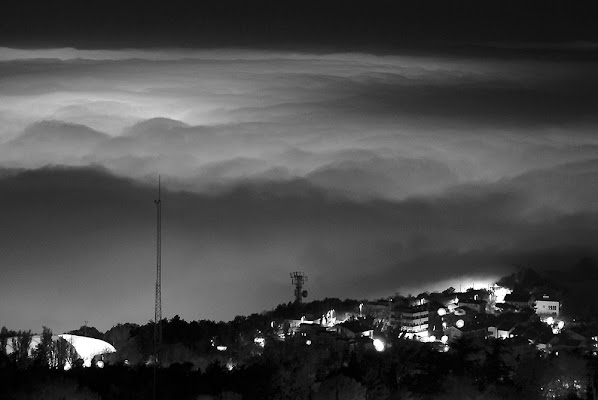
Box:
left=270, top=282, right=598, bottom=360
left=2, top=266, right=598, bottom=399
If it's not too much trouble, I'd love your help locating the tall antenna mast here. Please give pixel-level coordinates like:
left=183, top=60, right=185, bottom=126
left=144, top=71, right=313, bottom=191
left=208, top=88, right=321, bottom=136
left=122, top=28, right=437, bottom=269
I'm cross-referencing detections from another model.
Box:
left=154, top=175, right=162, bottom=359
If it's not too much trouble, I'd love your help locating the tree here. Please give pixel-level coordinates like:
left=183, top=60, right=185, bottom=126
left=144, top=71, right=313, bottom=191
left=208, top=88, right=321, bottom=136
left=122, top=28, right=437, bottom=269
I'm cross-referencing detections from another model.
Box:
left=69, top=325, right=104, bottom=340
left=443, top=287, right=456, bottom=295
left=11, top=330, right=32, bottom=369
left=483, top=338, right=511, bottom=385
left=55, top=337, right=66, bottom=369
left=0, top=326, right=15, bottom=356
left=32, top=326, right=55, bottom=367
left=13, top=377, right=101, bottom=400
left=314, top=374, right=366, bottom=400
left=64, top=336, right=81, bottom=368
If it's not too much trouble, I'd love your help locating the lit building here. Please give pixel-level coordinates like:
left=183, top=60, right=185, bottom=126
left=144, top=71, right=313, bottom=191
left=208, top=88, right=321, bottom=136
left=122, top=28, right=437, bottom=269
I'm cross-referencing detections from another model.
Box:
left=334, top=320, right=373, bottom=339
left=399, top=304, right=429, bottom=334
left=457, top=299, right=487, bottom=314
left=534, top=294, right=560, bottom=316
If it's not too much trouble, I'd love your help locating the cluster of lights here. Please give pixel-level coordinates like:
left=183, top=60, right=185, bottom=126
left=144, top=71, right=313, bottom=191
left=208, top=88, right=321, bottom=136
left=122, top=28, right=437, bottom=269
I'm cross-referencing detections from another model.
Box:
left=544, top=317, right=565, bottom=334
left=373, top=338, right=385, bottom=352
left=438, top=304, right=466, bottom=332
left=541, top=377, right=584, bottom=398
left=321, top=309, right=337, bottom=327
left=254, top=337, right=265, bottom=348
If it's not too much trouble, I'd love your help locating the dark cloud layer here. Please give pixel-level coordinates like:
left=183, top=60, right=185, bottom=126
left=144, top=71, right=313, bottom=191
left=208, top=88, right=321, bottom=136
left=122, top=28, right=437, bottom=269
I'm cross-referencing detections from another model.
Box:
left=0, top=166, right=596, bottom=332
left=2, top=0, right=598, bottom=49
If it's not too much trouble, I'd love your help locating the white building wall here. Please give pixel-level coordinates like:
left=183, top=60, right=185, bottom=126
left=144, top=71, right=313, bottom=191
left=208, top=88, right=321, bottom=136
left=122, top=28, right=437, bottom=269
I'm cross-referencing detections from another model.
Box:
left=535, top=300, right=560, bottom=316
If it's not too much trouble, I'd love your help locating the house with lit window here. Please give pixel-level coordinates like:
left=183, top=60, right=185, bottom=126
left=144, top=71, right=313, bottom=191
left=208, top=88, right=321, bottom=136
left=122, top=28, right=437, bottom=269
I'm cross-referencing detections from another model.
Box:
left=457, top=299, right=487, bottom=314
left=334, top=320, right=373, bottom=339
left=534, top=294, right=560, bottom=316
left=399, top=304, right=429, bottom=334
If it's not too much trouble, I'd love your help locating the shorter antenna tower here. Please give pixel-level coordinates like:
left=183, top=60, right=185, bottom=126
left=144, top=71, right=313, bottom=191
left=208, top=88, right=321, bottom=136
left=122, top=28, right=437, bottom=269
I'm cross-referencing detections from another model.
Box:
left=290, top=271, right=308, bottom=303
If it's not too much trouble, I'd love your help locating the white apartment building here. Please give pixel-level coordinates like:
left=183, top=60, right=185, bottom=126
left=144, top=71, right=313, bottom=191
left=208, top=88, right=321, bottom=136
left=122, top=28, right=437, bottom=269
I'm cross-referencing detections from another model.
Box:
left=534, top=294, right=560, bottom=316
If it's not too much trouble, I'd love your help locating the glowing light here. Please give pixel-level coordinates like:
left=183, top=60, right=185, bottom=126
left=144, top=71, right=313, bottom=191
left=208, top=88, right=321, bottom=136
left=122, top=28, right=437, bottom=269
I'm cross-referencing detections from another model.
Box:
left=216, top=345, right=227, bottom=351
left=373, top=338, right=385, bottom=352
left=444, top=345, right=450, bottom=352
left=493, top=286, right=512, bottom=303
left=58, top=334, right=116, bottom=368
left=429, top=335, right=436, bottom=342
left=96, top=360, right=104, bottom=368
left=552, top=328, right=559, bottom=334
left=254, top=337, right=265, bottom=347
left=64, top=362, right=72, bottom=371
left=558, top=321, right=565, bottom=329
left=306, top=340, right=312, bottom=345
left=456, top=319, right=465, bottom=328
left=546, top=317, right=555, bottom=325
left=441, top=335, right=449, bottom=344
left=437, top=308, right=446, bottom=316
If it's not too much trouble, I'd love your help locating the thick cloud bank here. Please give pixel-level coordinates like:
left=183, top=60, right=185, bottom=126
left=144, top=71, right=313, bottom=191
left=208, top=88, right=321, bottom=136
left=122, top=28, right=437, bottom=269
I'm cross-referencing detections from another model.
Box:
left=0, top=48, right=596, bottom=331
left=0, top=166, right=596, bottom=332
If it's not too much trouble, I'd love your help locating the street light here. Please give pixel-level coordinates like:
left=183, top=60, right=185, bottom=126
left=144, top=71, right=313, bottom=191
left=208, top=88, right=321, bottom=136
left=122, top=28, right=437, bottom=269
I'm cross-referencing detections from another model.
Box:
left=373, top=338, right=385, bottom=352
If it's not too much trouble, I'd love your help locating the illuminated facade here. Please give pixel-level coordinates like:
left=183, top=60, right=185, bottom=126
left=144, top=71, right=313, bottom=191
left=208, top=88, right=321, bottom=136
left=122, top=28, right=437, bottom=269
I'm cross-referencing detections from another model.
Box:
left=534, top=295, right=560, bottom=316
left=399, top=305, right=429, bottom=333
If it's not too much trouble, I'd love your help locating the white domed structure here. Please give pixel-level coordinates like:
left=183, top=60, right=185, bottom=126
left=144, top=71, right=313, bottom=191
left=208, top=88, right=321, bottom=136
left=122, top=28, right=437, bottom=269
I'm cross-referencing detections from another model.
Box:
left=58, top=334, right=116, bottom=367
left=3, top=333, right=116, bottom=368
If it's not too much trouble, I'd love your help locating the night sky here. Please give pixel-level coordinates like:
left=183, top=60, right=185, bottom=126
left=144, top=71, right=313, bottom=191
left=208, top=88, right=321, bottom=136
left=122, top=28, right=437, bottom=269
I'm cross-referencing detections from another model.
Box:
left=1, top=1, right=597, bottom=333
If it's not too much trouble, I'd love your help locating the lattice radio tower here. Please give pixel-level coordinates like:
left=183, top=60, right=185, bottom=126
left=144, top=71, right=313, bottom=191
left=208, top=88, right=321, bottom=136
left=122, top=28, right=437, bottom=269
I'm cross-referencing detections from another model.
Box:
left=290, top=271, right=308, bottom=303
left=154, top=176, right=162, bottom=360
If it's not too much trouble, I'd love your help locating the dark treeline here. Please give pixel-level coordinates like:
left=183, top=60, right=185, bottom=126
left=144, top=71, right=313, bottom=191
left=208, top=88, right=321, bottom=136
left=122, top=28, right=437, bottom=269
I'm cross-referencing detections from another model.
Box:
left=2, top=329, right=598, bottom=399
